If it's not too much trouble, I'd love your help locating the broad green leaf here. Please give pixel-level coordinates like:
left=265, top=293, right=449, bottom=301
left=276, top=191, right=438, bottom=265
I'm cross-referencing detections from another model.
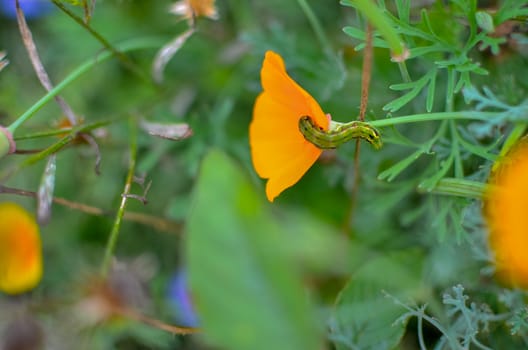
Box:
left=279, top=209, right=358, bottom=276
left=185, top=149, right=321, bottom=350
left=331, top=250, right=425, bottom=350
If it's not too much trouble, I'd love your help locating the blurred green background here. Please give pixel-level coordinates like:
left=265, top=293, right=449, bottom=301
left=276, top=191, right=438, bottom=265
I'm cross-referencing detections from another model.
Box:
left=1, top=0, right=528, bottom=349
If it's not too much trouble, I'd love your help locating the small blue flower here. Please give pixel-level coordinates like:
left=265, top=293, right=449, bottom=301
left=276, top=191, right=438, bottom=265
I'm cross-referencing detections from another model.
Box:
left=0, top=0, right=53, bottom=19
left=167, top=269, right=199, bottom=327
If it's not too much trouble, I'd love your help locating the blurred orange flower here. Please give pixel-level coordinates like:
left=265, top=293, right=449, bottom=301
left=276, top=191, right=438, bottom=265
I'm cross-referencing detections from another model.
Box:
left=485, top=139, right=528, bottom=288
left=170, top=0, right=218, bottom=20
left=0, top=202, right=42, bottom=294
left=249, top=51, right=329, bottom=202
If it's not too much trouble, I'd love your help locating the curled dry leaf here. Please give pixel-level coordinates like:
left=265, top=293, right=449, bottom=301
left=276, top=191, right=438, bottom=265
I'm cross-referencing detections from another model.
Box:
left=152, top=0, right=218, bottom=82
left=140, top=119, right=193, bottom=141
left=37, top=154, right=56, bottom=225
left=16, top=0, right=78, bottom=125
left=0, top=51, right=8, bottom=72
left=152, top=28, right=195, bottom=83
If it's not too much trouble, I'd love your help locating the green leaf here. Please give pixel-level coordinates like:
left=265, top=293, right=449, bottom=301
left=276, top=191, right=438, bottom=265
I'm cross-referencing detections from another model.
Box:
left=454, top=71, right=472, bottom=92
left=475, top=11, right=495, bottom=33
left=409, top=44, right=449, bottom=58
left=418, top=153, right=454, bottom=192
left=378, top=148, right=427, bottom=182
left=395, top=0, right=410, bottom=23
left=343, top=27, right=388, bottom=49
left=279, top=209, right=357, bottom=276
left=331, top=250, right=425, bottom=350
left=389, top=81, right=418, bottom=91
left=383, top=69, right=437, bottom=112
left=426, top=68, right=437, bottom=112
left=185, top=149, right=321, bottom=350
left=342, top=26, right=366, bottom=41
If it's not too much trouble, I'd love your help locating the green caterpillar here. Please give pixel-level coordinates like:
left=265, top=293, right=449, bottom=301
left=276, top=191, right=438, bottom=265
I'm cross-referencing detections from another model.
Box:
left=298, top=116, right=382, bottom=150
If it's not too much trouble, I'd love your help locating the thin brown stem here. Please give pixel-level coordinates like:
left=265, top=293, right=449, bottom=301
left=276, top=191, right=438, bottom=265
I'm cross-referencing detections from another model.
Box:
left=345, top=23, right=373, bottom=233
left=120, top=307, right=198, bottom=335
left=0, top=185, right=182, bottom=234
left=15, top=0, right=78, bottom=125
left=359, top=22, right=373, bottom=122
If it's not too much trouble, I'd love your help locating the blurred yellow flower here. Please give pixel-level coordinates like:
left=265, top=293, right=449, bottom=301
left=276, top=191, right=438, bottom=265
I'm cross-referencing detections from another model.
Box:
left=0, top=202, right=42, bottom=294
left=485, top=139, right=528, bottom=288
left=249, top=51, right=329, bottom=202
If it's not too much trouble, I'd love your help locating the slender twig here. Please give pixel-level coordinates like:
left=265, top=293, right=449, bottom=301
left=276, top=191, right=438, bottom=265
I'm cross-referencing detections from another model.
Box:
left=345, top=23, right=373, bottom=233
left=13, top=148, right=43, bottom=154
left=349, top=0, right=406, bottom=59
left=79, top=133, right=102, bottom=175
left=369, top=111, right=497, bottom=128
left=359, top=23, right=373, bottom=123
left=51, top=0, right=153, bottom=87
left=120, top=307, right=198, bottom=335
left=10, top=119, right=113, bottom=178
left=296, top=0, right=332, bottom=54
left=14, top=128, right=78, bottom=140
left=14, top=117, right=115, bottom=141
left=7, top=37, right=162, bottom=134
left=16, top=0, right=78, bottom=125
left=0, top=185, right=182, bottom=234
left=101, top=119, right=138, bottom=276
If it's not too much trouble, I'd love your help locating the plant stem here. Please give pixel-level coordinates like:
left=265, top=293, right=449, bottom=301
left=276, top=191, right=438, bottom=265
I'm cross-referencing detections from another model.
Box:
left=21, top=119, right=112, bottom=165
left=347, top=0, right=406, bottom=58
left=100, top=119, right=138, bottom=277
left=369, top=111, right=497, bottom=128
left=14, top=118, right=117, bottom=140
left=397, top=61, right=411, bottom=82
left=296, top=0, right=331, bottom=53
left=494, top=123, right=527, bottom=170
left=0, top=184, right=181, bottom=234
left=51, top=0, right=153, bottom=86
left=7, top=37, right=162, bottom=134
left=420, top=178, right=486, bottom=199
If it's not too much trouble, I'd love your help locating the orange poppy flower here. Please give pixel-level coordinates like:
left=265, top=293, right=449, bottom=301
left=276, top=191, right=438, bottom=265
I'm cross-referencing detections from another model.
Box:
left=249, top=51, right=329, bottom=202
left=0, top=202, right=42, bottom=294
left=485, top=140, right=528, bottom=288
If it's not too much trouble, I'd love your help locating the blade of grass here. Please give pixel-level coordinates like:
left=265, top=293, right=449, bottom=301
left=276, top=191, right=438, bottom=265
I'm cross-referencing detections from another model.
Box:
left=369, top=111, right=498, bottom=128
left=7, top=37, right=163, bottom=134
left=51, top=0, right=154, bottom=86
left=101, top=118, right=138, bottom=277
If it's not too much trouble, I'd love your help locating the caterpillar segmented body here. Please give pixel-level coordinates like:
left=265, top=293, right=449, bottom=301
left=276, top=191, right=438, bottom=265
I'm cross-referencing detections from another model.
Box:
left=298, top=116, right=382, bottom=150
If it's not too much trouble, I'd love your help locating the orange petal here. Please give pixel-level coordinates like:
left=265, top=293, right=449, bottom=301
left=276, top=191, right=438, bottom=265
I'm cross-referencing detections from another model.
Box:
left=249, top=51, right=328, bottom=201
left=485, top=141, right=528, bottom=288
left=0, top=203, right=42, bottom=294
